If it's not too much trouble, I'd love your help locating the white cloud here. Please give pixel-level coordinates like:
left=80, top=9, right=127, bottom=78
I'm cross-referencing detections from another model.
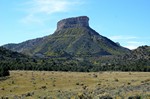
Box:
left=20, top=0, right=83, bottom=24
left=124, top=41, right=143, bottom=49
left=109, top=35, right=137, bottom=40
left=124, top=45, right=138, bottom=50
left=20, top=14, right=43, bottom=24
left=109, top=35, right=146, bottom=49
left=127, top=41, right=143, bottom=45
left=32, top=0, right=81, bottom=14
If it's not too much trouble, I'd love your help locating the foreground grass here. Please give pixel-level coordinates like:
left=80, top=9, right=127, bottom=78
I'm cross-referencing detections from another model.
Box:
left=0, top=71, right=150, bottom=99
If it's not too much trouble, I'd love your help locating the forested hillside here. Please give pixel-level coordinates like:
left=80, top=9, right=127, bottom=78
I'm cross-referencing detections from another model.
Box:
left=0, top=45, right=150, bottom=77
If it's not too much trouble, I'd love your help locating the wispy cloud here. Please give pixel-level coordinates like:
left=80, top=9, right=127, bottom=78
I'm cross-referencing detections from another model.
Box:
left=109, top=35, right=146, bottom=49
left=27, top=0, right=81, bottom=14
left=125, top=41, right=145, bottom=49
left=127, top=41, right=143, bottom=45
left=124, top=45, right=138, bottom=50
left=21, top=14, right=43, bottom=24
left=109, top=35, right=138, bottom=40
left=20, top=0, right=83, bottom=24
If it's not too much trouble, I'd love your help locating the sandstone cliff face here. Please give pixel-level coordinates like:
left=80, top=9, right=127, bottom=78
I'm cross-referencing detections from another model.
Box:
left=56, top=16, right=89, bottom=31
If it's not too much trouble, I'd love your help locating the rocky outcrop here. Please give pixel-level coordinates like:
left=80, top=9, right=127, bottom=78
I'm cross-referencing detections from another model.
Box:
left=56, top=16, right=89, bottom=31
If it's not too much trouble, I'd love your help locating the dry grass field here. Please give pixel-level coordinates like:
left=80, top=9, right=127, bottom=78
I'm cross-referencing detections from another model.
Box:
left=0, top=71, right=150, bottom=99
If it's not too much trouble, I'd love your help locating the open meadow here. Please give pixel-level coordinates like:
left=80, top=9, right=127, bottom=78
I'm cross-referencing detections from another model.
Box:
left=0, top=71, right=150, bottom=99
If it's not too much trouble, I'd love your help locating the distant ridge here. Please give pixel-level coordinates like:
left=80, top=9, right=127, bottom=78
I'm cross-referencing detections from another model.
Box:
left=3, top=16, right=130, bottom=57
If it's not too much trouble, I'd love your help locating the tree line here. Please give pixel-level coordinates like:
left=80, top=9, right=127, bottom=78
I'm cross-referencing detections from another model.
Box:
left=0, top=46, right=150, bottom=77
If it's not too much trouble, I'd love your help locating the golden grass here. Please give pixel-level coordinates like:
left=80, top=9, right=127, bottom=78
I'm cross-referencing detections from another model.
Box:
left=0, top=71, right=150, bottom=98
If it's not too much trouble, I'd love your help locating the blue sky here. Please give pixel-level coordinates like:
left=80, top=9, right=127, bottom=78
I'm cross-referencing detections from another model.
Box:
left=0, top=0, right=150, bottom=49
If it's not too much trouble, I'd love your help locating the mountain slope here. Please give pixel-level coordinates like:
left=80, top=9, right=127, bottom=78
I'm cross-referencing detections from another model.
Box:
left=124, top=45, right=150, bottom=60
left=0, top=47, right=25, bottom=77
left=0, top=47, right=26, bottom=59
left=3, top=16, right=130, bottom=57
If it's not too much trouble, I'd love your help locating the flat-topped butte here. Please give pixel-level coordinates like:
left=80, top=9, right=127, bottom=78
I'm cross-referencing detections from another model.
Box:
left=56, top=16, right=89, bottom=31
